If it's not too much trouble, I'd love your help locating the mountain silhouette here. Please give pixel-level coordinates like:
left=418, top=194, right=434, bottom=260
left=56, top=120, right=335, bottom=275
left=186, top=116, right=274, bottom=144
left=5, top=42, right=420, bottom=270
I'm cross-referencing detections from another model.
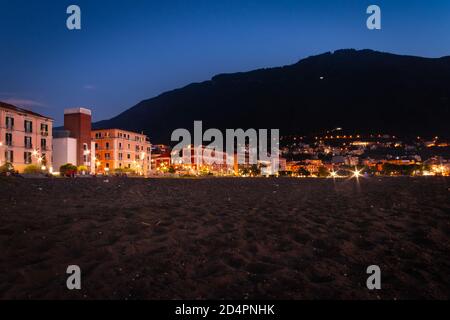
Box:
left=93, top=49, right=450, bottom=143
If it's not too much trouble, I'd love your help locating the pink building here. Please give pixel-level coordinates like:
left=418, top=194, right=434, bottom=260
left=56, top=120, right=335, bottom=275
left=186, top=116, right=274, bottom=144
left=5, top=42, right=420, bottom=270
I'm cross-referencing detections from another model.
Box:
left=0, top=102, right=53, bottom=172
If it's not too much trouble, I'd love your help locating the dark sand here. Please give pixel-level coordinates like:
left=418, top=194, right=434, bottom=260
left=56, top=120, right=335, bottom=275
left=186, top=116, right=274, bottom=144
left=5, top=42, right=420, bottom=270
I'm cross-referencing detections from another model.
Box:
left=0, top=176, right=449, bottom=299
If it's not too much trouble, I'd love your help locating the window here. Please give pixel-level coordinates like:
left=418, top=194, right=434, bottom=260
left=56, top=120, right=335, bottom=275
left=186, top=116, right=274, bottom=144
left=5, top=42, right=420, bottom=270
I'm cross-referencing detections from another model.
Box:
left=5, top=150, right=13, bottom=163
left=24, top=136, right=32, bottom=149
left=118, top=153, right=123, bottom=160
left=95, top=143, right=98, bottom=149
left=24, top=120, right=33, bottom=133
left=24, top=152, right=32, bottom=164
left=106, top=142, right=110, bottom=150
left=127, top=154, right=131, bottom=159
left=95, top=132, right=101, bottom=139
left=119, top=142, right=122, bottom=149
left=40, top=123, right=48, bottom=135
left=6, top=116, right=14, bottom=129
left=106, top=163, right=110, bottom=168
left=41, top=138, right=46, bottom=149
left=6, top=133, right=12, bottom=146
left=105, top=153, right=111, bottom=160
left=127, top=144, right=130, bottom=150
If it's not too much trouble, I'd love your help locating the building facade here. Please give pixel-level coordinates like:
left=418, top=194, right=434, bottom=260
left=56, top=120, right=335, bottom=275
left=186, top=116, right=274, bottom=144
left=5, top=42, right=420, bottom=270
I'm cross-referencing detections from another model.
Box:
left=53, top=108, right=96, bottom=173
left=0, top=102, right=53, bottom=173
left=92, top=129, right=151, bottom=175
left=171, top=145, right=235, bottom=175
left=52, top=130, right=78, bottom=173
left=63, top=108, right=95, bottom=170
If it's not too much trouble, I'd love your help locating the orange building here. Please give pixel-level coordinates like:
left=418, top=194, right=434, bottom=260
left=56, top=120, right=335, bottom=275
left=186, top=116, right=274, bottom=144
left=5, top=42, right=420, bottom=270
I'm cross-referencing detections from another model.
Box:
left=0, top=102, right=53, bottom=173
left=92, top=129, right=151, bottom=175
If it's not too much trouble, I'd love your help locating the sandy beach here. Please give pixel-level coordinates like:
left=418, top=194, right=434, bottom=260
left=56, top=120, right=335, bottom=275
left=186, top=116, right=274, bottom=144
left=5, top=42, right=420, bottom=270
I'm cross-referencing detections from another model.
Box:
left=0, top=176, right=449, bottom=299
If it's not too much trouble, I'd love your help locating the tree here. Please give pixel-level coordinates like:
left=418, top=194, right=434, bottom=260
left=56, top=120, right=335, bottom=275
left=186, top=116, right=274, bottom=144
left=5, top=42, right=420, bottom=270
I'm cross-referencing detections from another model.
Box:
left=168, top=165, right=176, bottom=174
left=317, top=166, right=330, bottom=178
left=249, top=164, right=261, bottom=176
left=60, top=163, right=78, bottom=177
left=77, top=165, right=88, bottom=174
left=0, top=162, right=15, bottom=175
left=298, top=167, right=311, bottom=177
left=24, top=164, right=42, bottom=174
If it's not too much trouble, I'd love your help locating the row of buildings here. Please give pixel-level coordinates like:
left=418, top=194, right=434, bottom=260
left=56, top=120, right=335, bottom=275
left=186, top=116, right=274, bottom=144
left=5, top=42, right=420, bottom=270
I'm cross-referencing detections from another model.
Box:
left=280, top=132, right=450, bottom=176
left=1, top=102, right=280, bottom=176
left=2, top=101, right=448, bottom=177
left=0, top=102, right=152, bottom=175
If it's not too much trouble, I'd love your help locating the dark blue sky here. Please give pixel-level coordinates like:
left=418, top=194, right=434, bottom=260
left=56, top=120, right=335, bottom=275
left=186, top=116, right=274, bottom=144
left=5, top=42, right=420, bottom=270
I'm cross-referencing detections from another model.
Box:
left=1, top=0, right=449, bottom=125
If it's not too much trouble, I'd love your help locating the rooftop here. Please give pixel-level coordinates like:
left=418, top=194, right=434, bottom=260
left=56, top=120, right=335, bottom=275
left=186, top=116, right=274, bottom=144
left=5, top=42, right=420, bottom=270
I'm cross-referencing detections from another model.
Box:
left=0, top=101, right=53, bottom=120
left=64, top=108, right=92, bottom=116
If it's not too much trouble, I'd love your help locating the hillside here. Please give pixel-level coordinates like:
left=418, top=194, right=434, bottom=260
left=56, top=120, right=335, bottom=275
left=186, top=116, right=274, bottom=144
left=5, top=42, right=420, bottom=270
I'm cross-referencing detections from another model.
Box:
left=93, top=49, right=450, bottom=143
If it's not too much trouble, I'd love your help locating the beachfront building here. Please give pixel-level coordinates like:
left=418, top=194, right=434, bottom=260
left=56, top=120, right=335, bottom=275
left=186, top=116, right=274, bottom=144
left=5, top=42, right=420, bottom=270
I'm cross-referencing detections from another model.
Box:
left=171, top=145, right=235, bottom=175
left=53, top=108, right=96, bottom=174
left=0, top=101, right=53, bottom=173
left=92, top=129, right=151, bottom=176
left=259, top=157, right=287, bottom=176
left=151, top=144, right=172, bottom=171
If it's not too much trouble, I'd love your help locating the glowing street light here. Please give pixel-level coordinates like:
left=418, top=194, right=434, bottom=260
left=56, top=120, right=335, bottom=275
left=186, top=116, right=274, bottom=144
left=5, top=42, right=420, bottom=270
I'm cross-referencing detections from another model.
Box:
left=351, top=167, right=363, bottom=179
left=329, top=170, right=338, bottom=178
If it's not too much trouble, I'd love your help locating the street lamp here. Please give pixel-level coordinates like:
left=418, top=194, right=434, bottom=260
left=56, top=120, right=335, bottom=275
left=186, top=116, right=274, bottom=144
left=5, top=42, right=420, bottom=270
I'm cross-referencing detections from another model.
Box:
left=351, top=167, right=363, bottom=179
left=140, top=151, right=146, bottom=176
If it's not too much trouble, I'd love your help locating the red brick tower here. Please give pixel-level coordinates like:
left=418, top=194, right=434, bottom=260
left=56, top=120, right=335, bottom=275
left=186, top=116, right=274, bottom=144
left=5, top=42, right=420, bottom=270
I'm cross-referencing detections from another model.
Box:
left=64, top=108, right=92, bottom=166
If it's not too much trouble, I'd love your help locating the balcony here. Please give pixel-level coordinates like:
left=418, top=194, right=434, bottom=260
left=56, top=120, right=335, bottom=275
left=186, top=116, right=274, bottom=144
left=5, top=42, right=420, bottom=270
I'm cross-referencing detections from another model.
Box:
left=40, top=131, right=49, bottom=137
left=25, top=144, right=33, bottom=150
